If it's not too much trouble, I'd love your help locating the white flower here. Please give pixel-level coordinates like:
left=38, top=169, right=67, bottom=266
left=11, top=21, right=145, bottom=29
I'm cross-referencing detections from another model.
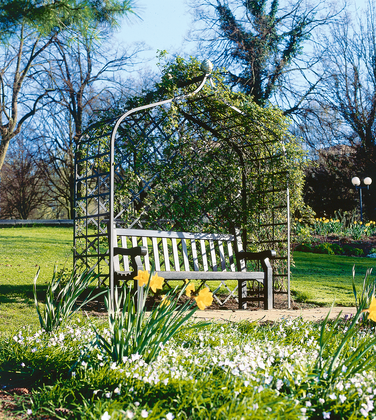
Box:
left=126, top=410, right=134, bottom=419
left=21, top=363, right=25, bottom=368
left=114, top=387, right=121, bottom=395
left=166, top=414, right=174, bottom=420
left=101, top=412, right=111, bottom=420
left=306, top=401, right=312, bottom=407
left=26, top=409, right=32, bottom=415
left=71, top=372, right=76, bottom=377
left=360, top=408, right=368, bottom=417
left=141, top=410, right=149, bottom=418
left=135, top=402, right=140, bottom=406
left=105, top=392, right=111, bottom=398
left=339, top=394, right=346, bottom=404
left=319, top=398, right=325, bottom=404
left=323, top=412, right=331, bottom=419
left=329, top=393, right=336, bottom=400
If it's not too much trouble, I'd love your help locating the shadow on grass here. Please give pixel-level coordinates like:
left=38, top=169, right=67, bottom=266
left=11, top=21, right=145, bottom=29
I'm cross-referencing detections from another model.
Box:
left=0, top=284, right=48, bottom=304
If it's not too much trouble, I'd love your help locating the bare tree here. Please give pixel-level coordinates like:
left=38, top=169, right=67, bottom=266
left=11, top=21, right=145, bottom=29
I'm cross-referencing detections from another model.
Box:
left=188, top=0, right=341, bottom=113
left=0, top=136, right=48, bottom=219
left=0, top=0, right=137, bottom=171
left=37, top=30, right=145, bottom=218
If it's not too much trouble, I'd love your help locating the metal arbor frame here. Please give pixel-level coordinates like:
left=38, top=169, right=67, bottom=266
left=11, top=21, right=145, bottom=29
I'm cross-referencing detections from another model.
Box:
left=74, top=65, right=292, bottom=308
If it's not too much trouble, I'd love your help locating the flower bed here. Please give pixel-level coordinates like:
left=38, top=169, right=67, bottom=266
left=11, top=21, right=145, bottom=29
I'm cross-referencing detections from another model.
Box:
left=1, top=314, right=376, bottom=419
left=294, top=217, right=376, bottom=257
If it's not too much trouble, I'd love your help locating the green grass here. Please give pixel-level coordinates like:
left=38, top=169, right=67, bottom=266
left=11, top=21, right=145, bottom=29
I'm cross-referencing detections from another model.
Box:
left=291, top=252, right=376, bottom=306
left=1, top=226, right=376, bottom=335
left=0, top=226, right=73, bottom=335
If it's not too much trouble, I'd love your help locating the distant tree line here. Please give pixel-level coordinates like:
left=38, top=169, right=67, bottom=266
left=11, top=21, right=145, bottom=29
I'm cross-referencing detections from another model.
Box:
left=2, top=0, right=376, bottom=221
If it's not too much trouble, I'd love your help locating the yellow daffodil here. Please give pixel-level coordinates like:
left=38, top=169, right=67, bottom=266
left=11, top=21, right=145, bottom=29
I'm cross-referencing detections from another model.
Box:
left=195, top=287, right=213, bottom=310
left=363, top=295, right=376, bottom=322
left=185, top=279, right=195, bottom=297
left=150, top=273, right=164, bottom=293
left=134, top=270, right=149, bottom=287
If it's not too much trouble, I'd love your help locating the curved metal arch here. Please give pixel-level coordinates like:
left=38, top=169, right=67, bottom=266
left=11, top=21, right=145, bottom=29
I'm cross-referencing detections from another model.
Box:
left=108, top=73, right=211, bottom=297
left=74, top=64, right=291, bottom=308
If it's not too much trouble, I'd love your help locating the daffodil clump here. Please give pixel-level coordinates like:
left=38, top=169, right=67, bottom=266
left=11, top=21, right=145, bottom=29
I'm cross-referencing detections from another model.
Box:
left=134, top=269, right=213, bottom=311
left=4, top=314, right=376, bottom=419
left=294, top=216, right=376, bottom=241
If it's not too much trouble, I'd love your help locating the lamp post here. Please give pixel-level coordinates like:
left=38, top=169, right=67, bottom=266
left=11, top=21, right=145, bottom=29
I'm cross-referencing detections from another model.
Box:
left=351, top=176, right=372, bottom=222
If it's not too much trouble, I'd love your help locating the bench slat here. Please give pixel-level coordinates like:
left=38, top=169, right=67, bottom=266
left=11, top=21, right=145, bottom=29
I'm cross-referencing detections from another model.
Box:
left=152, top=237, right=161, bottom=271
left=121, top=235, right=130, bottom=272
left=200, top=239, right=209, bottom=271
left=142, top=236, right=150, bottom=271
left=209, top=240, right=217, bottom=271
left=191, top=239, right=199, bottom=271
left=172, top=238, right=180, bottom=271
left=114, top=228, right=234, bottom=242
left=156, top=271, right=264, bottom=280
left=182, top=239, right=190, bottom=271
left=227, top=242, right=236, bottom=272
left=162, top=237, right=170, bottom=271
left=218, top=240, right=226, bottom=271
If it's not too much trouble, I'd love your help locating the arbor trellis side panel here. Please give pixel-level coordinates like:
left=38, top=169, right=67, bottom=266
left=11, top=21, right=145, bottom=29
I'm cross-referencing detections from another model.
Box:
left=74, top=70, right=292, bottom=308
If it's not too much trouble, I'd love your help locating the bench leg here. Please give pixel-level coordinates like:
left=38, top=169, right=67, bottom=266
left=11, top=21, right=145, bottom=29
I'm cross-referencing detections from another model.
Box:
left=238, top=280, right=247, bottom=309
left=263, top=259, right=274, bottom=310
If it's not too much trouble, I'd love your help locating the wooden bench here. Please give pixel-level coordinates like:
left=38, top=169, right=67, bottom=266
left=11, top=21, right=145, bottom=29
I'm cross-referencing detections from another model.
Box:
left=110, top=227, right=276, bottom=310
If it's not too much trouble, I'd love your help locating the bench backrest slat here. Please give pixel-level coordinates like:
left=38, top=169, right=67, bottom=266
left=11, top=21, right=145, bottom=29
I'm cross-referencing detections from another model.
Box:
left=152, top=237, right=161, bottom=271
left=172, top=238, right=180, bottom=271
left=115, top=228, right=234, bottom=242
left=121, top=235, right=130, bottom=272
left=218, top=241, right=226, bottom=271
left=200, top=239, right=209, bottom=271
left=142, top=236, right=150, bottom=271
left=227, top=242, right=235, bottom=272
left=209, top=240, right=217, bottom=271
left=191, top=239, right=199, bottom=271
left=182, top=239, right=190, bottom=271
left=162, top=237, right=170, bottom=271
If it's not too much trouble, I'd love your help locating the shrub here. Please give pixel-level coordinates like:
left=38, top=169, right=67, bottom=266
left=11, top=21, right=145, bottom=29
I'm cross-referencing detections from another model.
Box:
left=330, top=243, right=344, bottom=255
left=342, top=244, right=364, bottom=257
left=294, top=242, right=313, bottom=252
left=314, top=243, right=335, bottom=255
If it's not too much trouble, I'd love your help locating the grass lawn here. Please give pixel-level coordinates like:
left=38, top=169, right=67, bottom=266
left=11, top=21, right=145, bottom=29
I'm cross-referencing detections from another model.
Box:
left=0, top=226, right=73, bottom=335
left=2, top=227, right=376, bottom=419
left=291, top=252, right=376, bottom=306
left=1, top=225, right=376, bottom=335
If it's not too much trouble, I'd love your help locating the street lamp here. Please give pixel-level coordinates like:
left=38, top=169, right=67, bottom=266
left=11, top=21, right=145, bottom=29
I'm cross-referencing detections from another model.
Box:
left=351, top=176, right=372, bottom=222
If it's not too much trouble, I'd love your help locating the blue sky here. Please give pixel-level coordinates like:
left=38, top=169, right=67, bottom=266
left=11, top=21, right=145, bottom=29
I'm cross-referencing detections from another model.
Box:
left=114, top=0, right=194, bottom=73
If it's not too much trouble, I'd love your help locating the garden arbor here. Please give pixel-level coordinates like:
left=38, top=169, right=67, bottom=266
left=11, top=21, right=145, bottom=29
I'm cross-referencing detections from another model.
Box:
left=74, top=59, right=301, bottom=308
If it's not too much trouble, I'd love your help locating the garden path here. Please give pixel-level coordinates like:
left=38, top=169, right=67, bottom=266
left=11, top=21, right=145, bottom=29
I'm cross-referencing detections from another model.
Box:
left=192, top=306, right=357, bottom=323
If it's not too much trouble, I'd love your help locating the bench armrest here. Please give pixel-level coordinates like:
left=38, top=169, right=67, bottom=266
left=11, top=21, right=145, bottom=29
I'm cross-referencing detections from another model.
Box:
left=237, top=249, right=276, bottom=261
left=113, top=246, right=148, bottom=257
left=113, top=246, right=147, bottom=284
